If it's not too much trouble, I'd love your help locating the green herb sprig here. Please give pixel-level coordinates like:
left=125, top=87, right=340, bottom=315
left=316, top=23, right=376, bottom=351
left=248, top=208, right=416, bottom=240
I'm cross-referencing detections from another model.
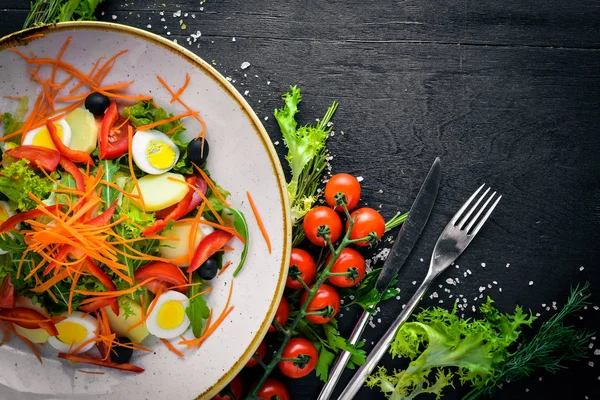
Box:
left=24, top=0, right=104, bottom=29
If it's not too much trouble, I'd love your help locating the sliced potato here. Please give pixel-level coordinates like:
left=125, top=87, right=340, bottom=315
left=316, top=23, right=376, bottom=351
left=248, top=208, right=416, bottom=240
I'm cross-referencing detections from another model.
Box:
left=131, top=172, right=188, bottom=212
left=159, top=221, right=206, bottom=266
left=65, top=108, right=98, bottom=153
left=105, top=297, right=150, bottom=343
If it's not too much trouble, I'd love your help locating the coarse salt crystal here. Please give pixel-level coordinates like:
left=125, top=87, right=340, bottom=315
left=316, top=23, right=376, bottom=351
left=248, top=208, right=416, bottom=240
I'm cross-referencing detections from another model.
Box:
left=499, top=288, right=502, bottom=292
left=173, top=10, right=182, bottom=17
left=479, top=286, right=486, bottom=292
left=594, top=306, right=599, bottom=311
left=488, top=284, right=492, bottom=289
left=589, top=361, right=595, bottom=367
left=431, top=292, right=438, bottom=298
left=535, top=313, right=541, bottom=317
left=396, top=295, right=401, bottom=300
left=419, top=258, right=424, bottom=262
left=492, top=281, right=498, bottom=285
left=439, top=300, right=444, bottom=303
left=412, top=281, right=417, bottom=285
left=446, top=278, right=456, bottom=286
left=241, top=61, right=251, bottom=69
left=244, top=90, right=249, bottom=96
left=232, top=37, right=236, bottom=42
left=356, top=176, right=364, bottom=182
left=111, top=15, right=117, bottom=20
left=594, top=349, right=600, bottom=355
left=147, top=24, right=152, bottom=28
left=481, top=263, right=486, bottom=268
left=580, top=266, right=585, bottom=271
left=529, top=281, right=534, bottom=286
left=264, top=116, right=269, bottom=121
left=467, top=269, right=472, bottom=275
left=472, top=305, right=476, bottom=312
left=506, top=263, right=510, bottom=268
left=267, top=81, right=271, bottom=85
left=463, top=271, right=468, bottom=277
left=589, top=343, right=594, bottom=349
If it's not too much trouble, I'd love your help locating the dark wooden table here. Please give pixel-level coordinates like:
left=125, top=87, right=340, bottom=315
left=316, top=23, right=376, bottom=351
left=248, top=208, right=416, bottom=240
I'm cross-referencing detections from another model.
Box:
left=1, top=1, right=599, bottom=399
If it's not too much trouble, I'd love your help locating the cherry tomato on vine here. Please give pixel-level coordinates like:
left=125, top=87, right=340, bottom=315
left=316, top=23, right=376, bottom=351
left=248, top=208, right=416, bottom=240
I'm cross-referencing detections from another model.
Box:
left=327, top=248, right=366, bottom=287
left=255, top=378, right=290, bottom=400
left=325, top=173, right=361, bottom=211
left=303, top=206, right=342, bottom=246
left=268, top=296, right=290, bottom=332
left=286, top=248, right=316, bottom=289
left=245, top=339, right=267, bottom=368
left=212, top=375, right=242, bottom=400
left=347, top=207, right=386, bottom=246
left=300, top=283, right=340, bottom=324
left=278, top=337, right=319, bottom=378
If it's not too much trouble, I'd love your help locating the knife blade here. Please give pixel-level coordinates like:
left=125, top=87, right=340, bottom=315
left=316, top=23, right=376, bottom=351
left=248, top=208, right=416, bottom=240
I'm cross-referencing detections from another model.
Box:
left=316, top=157, right=442, bottom=400
left=374, top=157, right=442, bottom=293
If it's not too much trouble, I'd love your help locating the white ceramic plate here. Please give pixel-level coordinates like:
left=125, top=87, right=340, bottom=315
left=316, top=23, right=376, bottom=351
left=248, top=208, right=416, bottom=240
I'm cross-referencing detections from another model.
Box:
left=0, top=22, right=290, bottom=400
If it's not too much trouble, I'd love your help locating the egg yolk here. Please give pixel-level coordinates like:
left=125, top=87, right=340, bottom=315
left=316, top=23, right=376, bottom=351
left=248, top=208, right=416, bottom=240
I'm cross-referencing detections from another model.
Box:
left=146, top=140, right=176, bottom=170
left=157, top=300, right=185, bottom=330
left=56, top=321, right=88, bottom=345
left=0, top=206, right=9, bottom=223
left=30, top=124, right=65, bottom=150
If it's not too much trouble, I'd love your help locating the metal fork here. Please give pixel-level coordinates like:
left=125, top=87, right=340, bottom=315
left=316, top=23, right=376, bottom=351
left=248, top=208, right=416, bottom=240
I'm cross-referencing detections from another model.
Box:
left=337, top=184, right=502, bottom=400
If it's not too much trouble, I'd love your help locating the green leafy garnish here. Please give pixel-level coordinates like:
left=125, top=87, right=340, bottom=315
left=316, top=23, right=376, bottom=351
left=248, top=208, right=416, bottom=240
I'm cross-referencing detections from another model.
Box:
left=274, top=86, right=338, bottom=227
left=366, top=298, right=535, bottom=399
left=222, top=208, right=248, bottom=277
left=0, top=159, right=55, bottom=211
left=186, top=273, right=211, bottom=338
left=1, top=96, right=28, bottom=140
left=342, top=268, right=399, bottom=313
left=24, top=0, right=105, bottom=28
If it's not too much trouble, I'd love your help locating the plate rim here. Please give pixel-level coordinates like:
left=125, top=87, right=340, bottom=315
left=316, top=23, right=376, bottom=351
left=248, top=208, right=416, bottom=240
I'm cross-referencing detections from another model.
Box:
left=0, top=21, right=291, bottom=400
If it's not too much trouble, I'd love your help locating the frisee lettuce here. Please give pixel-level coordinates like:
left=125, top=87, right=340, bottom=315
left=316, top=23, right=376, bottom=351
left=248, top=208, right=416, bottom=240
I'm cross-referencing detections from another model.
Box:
left=366, top=298, right=535, bottom=399
left=0, top=159, right=55, bottom=211
left=274, top=86, right=338, bottom=227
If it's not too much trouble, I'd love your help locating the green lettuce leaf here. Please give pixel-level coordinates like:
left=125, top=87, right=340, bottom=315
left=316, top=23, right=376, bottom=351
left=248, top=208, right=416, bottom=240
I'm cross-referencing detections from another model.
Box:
left=0, top=159, right=54, bottom=210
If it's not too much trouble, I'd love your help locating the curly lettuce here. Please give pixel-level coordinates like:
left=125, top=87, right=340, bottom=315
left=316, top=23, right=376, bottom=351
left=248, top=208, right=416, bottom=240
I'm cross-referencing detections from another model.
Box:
left=0, top=159, right=55, bottom=211
left=274, top=86, right=338, bottom=225
left=366, top=298, right=535, bottom=400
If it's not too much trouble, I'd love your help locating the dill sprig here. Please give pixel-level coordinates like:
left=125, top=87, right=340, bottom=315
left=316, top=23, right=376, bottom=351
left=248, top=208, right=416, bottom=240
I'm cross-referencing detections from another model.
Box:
left=464, top=282, right=595, bottom=400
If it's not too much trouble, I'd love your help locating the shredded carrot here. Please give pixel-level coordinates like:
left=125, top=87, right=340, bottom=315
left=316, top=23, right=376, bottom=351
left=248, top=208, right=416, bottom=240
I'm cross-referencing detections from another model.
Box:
left=186, top=287, right=213, bottom=303
left=179, top=281, right=235, bottom=349
left=22, top=33, right=45, bottom=40
left=193, top=164, right=231, bottom=208
left=75, top=277, right=155, bottom=297
left=135, top=110, right=199, bottom=131
left=69, top=56, right=104, bottom=94
left=157, top=75, right=206, bottom=140
left=77, top=369, right=105, bottom=375
left=160, top=338, right=185, bottom=358
left=4, top=95, right=22, bottom=101
left=218, top=261, right=232, bottom=276
left=246, top=191, right=272, bottom=253
left=164, top=123, right=183, bottom=135
left=170, top=73, right=190, bottom=104
left=167, top=176, right=226, bottom=226
left=56, top=81, right=134, bottom=102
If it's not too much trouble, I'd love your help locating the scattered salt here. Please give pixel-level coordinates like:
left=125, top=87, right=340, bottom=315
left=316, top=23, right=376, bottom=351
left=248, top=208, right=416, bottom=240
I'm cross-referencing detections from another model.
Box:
left=446, top=278, right=456, bottom=286
left=589, top=361, right=595, bottom=367
left=479, top=286, right=486, bottom=292
left=467, top=269, right=472, bottom=275
left=472, top=305, right=476, bottom=312
left=264, top=116, right=269, bottom=121
left=535, top=312, right=541, bottom=317
left=506, top=263, right=510, bottom=268
left=241, top=61, right=251, bottom=69
left=232, top=37, right=236, bottom=42
left=147, top=24, right=152, bottom=28
left=412, top=281, right=417, bottom=285
left=111, top=15, right=117, bottom=20
left=356, top=176, right=364, bottom=182
left=173, top=10, right=182, bottom=17
left=431, top=292, right=438, bottom=298
left=492, top=281, right=498, bottom=285
left=580, top=266, right=585, bottom=271
left=529, top=281, right=534, bottom=286
left=594, top=349, right=600, bottom=355
left=244, top=90, right=249, bottom=96
left=488, top=284, right=492, bottom=289
left=481, top=262, right=486, bottom=268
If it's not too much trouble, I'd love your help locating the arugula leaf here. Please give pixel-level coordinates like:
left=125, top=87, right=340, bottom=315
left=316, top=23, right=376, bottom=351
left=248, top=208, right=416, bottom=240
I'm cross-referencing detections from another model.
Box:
left=186, top=273, right=211, bottom=338
left=222, top=208, right=248, bottom=276
left=99, top=159, right=120, bottom=206
left=0, top=159, right=54, bottom=211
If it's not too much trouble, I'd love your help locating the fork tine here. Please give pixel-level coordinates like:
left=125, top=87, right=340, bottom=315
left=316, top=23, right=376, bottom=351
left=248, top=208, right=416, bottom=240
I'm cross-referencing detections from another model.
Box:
left=450, top=183, right=486, bottom=225
left=457, top=186, right=490, bottom=230
left=465, top=191, right=496, bottom=232
left=468, top=194, right=502, bottom=237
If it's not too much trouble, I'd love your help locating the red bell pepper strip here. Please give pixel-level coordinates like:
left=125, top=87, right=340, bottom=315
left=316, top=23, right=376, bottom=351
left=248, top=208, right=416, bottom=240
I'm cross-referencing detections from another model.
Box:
left=134, top=262, right=188, bottom=293
left=0, top=275, right=15, bottom=309
left=43, top=244, right=72, bottom=277
left=0, top=307, right=59, bottom=336
left=58, top=156, right=85, bottom=193
left=82, top=257, right=118, bottom=315
left=99, top=101, right=118, bottom=159
left=188, top=231, right=234, bottom=273
left=57, top=353, right=144, bottom=373
left=143, top=280, right=170, bottom=295
left=0, top=205, right=65, bottom=234
left=78, top=296, right=118, bottom=315
left=155, top=176, right=207, bottom=220
left=4, top=145, right=60, bottom=171
left=47, top=120, right=95, bottom=166
left=142, top=176, right=197, bottom=237
left=85, top=201, right=118, bottom=226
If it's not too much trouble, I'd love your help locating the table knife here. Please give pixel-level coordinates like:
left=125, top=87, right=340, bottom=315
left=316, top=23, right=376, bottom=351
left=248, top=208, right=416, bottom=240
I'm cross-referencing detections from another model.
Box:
left=316, top=157, right=441, bottom=400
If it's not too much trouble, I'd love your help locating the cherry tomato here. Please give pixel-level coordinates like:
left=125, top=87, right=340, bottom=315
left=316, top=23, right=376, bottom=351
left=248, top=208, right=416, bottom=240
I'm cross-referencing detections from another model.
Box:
left=300, top=283, right=340, bottom=324
left=325, top=173, right=361, bottom=211
left=346, top=207, right=386, bottom=246
left=286, top=248, right=316, bottom=289
left=212, top=375, right=242, bottom=400
left=245, top=339, right=268, bottom=368
left=255, top=378, right=290, bottom=400
left=278, top=337, right=318, bottom=378
left=5, top=145, right=60, bottom=171
left=269, top=296, right=290, bottom=332
left=303, top=206, right=342, bottom=246
left=327, top=248, right=366, bottom=287
left=100, top=101, right=133, bottom=160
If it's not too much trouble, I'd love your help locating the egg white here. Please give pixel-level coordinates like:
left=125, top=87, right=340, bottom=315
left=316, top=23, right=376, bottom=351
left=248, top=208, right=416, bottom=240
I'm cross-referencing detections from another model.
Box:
left=146, top=290, right=191, bottom=339
left=22, top=117, right=72, bottom=149
left=48, top=311, right=98, bottom=353
left=131, top=129, right=180, bottom=175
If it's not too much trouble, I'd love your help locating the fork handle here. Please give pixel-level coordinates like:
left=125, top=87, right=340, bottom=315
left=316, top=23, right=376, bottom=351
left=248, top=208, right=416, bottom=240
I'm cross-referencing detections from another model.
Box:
left=337, top=273, right=435, bottom=400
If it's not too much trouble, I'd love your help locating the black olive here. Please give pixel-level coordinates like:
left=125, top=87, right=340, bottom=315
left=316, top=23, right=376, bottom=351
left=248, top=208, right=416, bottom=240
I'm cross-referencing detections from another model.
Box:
left=85, top=92, right=110, bottom=116
left=110, top=337, right=134, bottom=364
left=187, top=137, right=209, bottom=165
left=199, top=257, right=219, bottom=280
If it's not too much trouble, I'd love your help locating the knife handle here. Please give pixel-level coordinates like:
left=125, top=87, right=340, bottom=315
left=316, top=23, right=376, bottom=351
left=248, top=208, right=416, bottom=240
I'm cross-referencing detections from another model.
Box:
left=316, top=310, right=371, bottom=400
left=337, top=273, right=435, bottom=400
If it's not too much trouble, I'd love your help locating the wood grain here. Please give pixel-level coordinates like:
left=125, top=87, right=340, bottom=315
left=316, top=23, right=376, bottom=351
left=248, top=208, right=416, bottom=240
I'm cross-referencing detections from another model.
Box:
left=0, top=0, right=599, bottom=399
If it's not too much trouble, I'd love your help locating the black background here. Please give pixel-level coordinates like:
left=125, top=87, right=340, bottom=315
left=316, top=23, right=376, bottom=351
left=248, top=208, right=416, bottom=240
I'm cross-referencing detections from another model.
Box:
left=1, top=1, right=599, bottom=399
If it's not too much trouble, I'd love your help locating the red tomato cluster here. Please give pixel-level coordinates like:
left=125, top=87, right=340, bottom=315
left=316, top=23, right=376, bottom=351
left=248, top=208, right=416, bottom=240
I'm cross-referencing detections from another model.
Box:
left=214, top=174, right=387, bottom=399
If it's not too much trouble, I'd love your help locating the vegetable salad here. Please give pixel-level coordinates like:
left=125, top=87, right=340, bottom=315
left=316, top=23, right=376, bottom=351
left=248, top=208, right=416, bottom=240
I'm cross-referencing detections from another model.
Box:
left=0, top=37, right=254, bottom=372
